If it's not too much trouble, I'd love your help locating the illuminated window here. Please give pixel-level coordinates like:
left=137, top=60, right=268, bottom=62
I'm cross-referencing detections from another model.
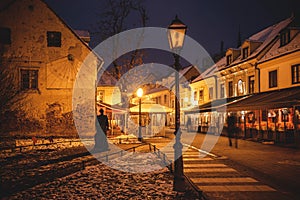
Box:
left=47, top=31, right=61, bottom=47
left=220, top=83, right=225, bottom=98
left=269, top=70, right=278, bottom=88
left=21, top=69, right=38, bottom=90
left=97, top=90, right=104, bottom=102
left=209, top=87, right=213, bottom=99
left=248, top=76, right=255, bottom=94
left=193, top=91, right=197, bottom=101
left=199, top=90, right=204, bottom=101
left=292, top=64, right=300, bottom=84
left=0, top=27, right=11, bottom=44
left=164, top=94, right=168, bottom=104
left=237, top=79, right=244, bottom=95
left=228, top=81, right=233, bottom=97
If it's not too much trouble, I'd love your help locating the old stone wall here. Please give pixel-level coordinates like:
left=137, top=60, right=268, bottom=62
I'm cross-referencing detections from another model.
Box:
left=0, top=0, right=96, bottom=136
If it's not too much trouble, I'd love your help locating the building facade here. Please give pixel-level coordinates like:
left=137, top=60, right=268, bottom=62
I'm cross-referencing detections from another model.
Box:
left=0, top=0, right=102, bottom=135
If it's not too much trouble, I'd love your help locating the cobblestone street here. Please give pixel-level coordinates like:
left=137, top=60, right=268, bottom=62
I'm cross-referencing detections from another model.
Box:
left=8, top=159, right=179, bottom=199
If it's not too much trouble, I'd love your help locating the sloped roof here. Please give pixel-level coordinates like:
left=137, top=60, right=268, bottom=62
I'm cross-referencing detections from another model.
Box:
left=192, top=57, right=226, bottom=83
left=74, top=30, right=90, bottom=38
left=218, top=16, right=294, bottom=71
left=259, top=28, right=300, bottom=63
left=97, top=70, right=118, bottom=86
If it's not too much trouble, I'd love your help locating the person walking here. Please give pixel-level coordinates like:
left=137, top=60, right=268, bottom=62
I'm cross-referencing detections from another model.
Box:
left=186, top=117, right=192, bottom=132
left=93, top=108, right=109, bottom=152
left=227, top=115, right=237, bottom=147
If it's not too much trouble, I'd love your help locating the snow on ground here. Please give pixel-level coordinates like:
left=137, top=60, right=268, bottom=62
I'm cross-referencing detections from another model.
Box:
left=8, top=153, right=179, bottom=200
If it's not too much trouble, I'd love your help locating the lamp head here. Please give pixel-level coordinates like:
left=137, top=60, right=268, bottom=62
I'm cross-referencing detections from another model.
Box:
left=167, top=15, right=187, bottom=53
left=137, top=88, right=143, bottom=98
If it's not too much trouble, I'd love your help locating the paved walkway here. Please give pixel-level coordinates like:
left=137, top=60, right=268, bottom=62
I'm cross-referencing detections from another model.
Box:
left=145, top=129, right=299, bottom=199
left=182, top=147, right=288, bottom=200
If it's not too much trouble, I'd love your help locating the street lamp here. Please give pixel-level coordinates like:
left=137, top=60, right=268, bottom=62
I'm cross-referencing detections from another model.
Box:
left=137, top=88, right=143, bottom=141
left=167, top=15, right=187, bottom=192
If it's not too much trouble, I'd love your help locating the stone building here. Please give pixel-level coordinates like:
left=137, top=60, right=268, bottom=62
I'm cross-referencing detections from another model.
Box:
left=0, top=0, right=101, bottom=135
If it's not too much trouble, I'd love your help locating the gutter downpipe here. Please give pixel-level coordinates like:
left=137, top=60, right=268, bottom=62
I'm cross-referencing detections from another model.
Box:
left=254, top=63, right=260, bottom=93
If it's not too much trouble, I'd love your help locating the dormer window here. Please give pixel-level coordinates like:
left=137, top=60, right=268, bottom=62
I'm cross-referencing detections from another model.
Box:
left=280, top=30, right=290, bottom=47
left=242, top=47, right=249, bottom=59
left=226, top=54, right=233, bottom=65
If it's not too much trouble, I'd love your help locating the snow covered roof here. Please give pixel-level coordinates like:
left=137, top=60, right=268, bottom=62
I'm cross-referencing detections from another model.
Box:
left=74, top=30, right=90, bottom=41
left=218, top=16, right=294, bottom=71
left=259, top=28, right=300, bottom=63
left=97, top=71, right=118, bottom=86
left=192, top=57, right=226, bottom=83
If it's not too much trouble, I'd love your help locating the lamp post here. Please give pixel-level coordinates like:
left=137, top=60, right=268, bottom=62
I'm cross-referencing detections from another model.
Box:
left=167, top=15, right=187, bottom=192
left=137, top=88, right=143, bottom=141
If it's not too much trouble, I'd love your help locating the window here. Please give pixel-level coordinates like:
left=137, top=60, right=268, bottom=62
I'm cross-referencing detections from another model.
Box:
left=209, top=87, right=213, bottom=99
left=97, top=90, right=104, bottom=102
left=220, top=83, right=225, bottom=98
left=280, top=30, right=290, bottom=46
left=164, top=94, right=168, bottom=104
left=47, top=31, right=61, bottom=47
left=21, top=69, right=38, bottom=90
left=0, top=27, right=11, bottom=44
left=199, top=90, right=204, bottom=101
left=248, top=76, right=255, bottom=94
left=269, top=70, right=278, bottom=88
left=242, top=47, right=249, bottom=59
left=228, top=81, right=233, bottom=97
left=226, top=54, right=233, bottom=65
left=171, top=100, right=175, bottom=108
left=193, top=91, right=197, bottom=101
left=292, top=64, right=300, bottom=84
left=237, top=79, right=244, bottom=95
left=157, top=96, right=161, bottom=104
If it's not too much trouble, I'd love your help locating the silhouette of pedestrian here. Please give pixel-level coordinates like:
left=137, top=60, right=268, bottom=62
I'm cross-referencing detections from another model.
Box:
left=186, top=117, right=192, bottom=132
left=93, top=108, right=109, bottom=152
left=227, top=115, right=237, bottom=147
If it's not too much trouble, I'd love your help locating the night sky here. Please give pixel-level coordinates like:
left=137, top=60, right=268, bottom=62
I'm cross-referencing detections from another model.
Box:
left=45, top=0, right=300, bottom=56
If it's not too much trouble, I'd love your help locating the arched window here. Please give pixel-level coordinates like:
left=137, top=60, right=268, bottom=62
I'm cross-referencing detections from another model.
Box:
left=237, top=79, right=244, bottom=95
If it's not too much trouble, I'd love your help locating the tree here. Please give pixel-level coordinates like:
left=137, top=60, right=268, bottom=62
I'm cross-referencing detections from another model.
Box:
left=93, top=0, right=148, bottom=80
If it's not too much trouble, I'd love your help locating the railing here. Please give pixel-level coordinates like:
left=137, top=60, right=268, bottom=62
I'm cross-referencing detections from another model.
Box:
left=0, top=138, right=89, bottom=153
left=83, top=143, right=173, bottom=172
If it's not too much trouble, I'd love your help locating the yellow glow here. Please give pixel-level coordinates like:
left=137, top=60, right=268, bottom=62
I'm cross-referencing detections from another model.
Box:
left=137, top=88, right=143, bottom=97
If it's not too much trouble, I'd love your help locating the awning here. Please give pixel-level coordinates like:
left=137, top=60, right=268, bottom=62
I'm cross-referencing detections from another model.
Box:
left=185, top=87, right=300, bottom=114
left=185, top=96, right=249, bottom=114
left=97, top=102, right=127, bottom=114
left=130, top=103, right=173, bottom=114
left=226, top=86, right=300, bottom=111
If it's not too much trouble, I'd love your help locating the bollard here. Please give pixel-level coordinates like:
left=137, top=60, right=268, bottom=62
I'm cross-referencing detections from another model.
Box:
left=149, top=144, right=152, bottom=152
left=153, top=145, right=156, bottom=152
left=105, top=154, right=108, bottom=162
left=133, top=147, right=136, bottom=153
